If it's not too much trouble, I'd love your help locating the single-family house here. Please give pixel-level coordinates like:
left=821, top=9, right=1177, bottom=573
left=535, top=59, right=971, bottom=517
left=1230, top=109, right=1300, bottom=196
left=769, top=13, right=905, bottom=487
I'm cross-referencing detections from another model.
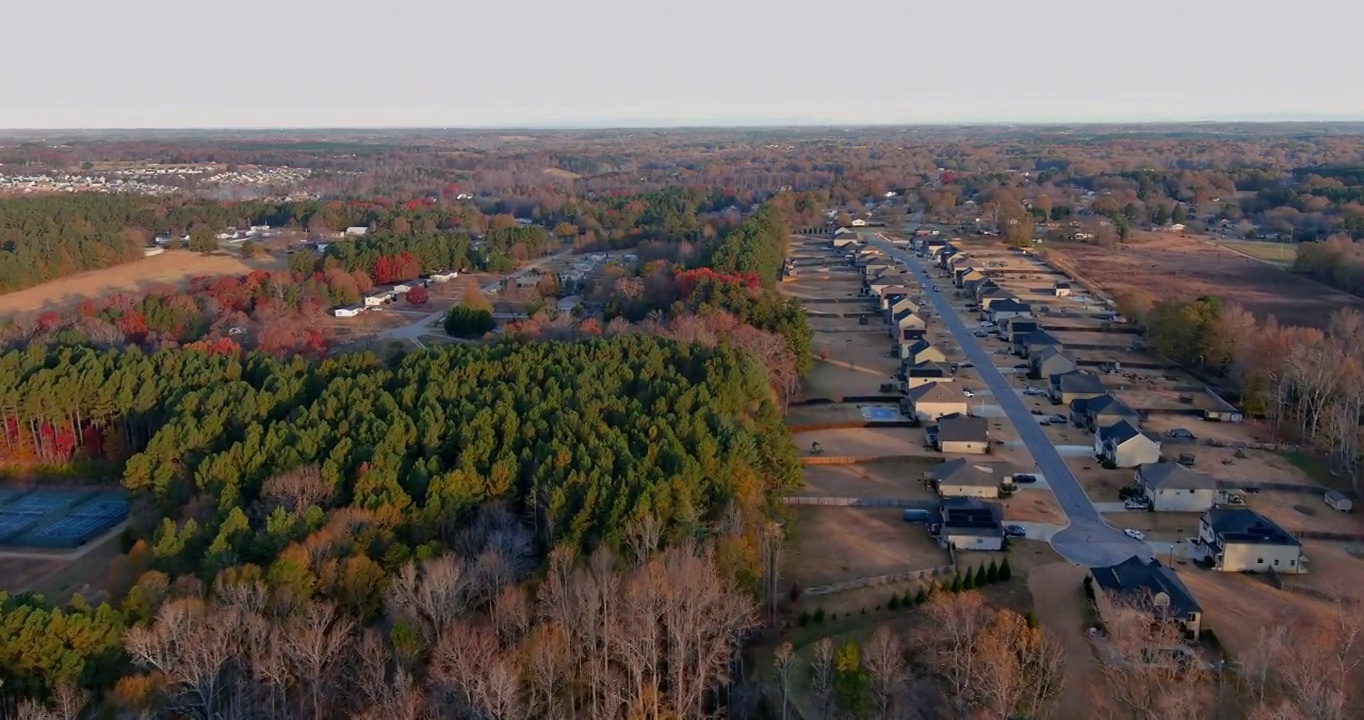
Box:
left=904, top=361, right=954, bottom=389
left=891, top=309, right=927, bottom=339
left=905, top=382, right=969, bottom=421
left=931, top=458, right=1008, bottom=499
left=937, top=246, right=959, bottom=268
left=1198, top=509, right=1306, bottom=574
left=1071, top=394, right=1140, bottom=431
left=851, top=218, right=867, bottom=227
left=363, top=291, right=394, bottom=307
left=896, top=327, right=928, bottom=351
left=876, top=286, right=917, bottom=308
left=954, top=267, right=987, bottom=288
left=556, top=295, right=584, bottom=314
left=1014, top=329, right=1063, bottom=358
left=332, top=306, right=363, bottom=318
left=1049, top=371, right=1106, bottom=405
left=1135, top=463, right=1219, bottom=512
left=862, top=262, right=893, bottom=278
left=1096, top=420, right=1162, bottom=468
left=976, top=284, right=1006, bottom=303
left=930, top=413, right=990, bottom=454
left=986, top=298, right=1033, bottom=323
left=1030, top=346, right=1078, bottom=381
left=938, top=497, right=1004, bottom=551
left=1053, top=281, right=1072, bottom=297
left=999, top=317, right=1039, bottom=339
left=902, top=339, right=948, bottom=366
left=885, top=293, right=919, bottom=314
left=392, top=282, right=414, bottom=294
left=1090, top=556, right=1203, bottom=637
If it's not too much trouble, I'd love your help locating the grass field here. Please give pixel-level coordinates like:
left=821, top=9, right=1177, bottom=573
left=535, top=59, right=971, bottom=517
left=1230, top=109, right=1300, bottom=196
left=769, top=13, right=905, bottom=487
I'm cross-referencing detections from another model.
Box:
left=0, top=523, right=124, bottom=603
left=1211, top=238, right=1297, bottom=267
left=784, top=506, right=949, bottom=588
left=0, top=250, right=287, bottom=315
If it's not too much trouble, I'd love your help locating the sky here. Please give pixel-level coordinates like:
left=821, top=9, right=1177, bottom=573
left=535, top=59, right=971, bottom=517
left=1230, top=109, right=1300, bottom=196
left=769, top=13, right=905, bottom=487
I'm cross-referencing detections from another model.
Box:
left=4, top=0, right=1361, bottom=129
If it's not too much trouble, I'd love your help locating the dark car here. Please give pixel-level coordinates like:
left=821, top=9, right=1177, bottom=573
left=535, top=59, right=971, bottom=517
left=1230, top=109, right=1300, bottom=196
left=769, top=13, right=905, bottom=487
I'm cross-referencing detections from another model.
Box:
left=1167, top=428, right=1196, bottom=440
left=1004, top=525, right=1027, bottom=538
left=858, top=315, right=870, bottom=325
left=1013, top=363, right=1029, bottom=369
left=1013, top=474, right=1038, bottom=484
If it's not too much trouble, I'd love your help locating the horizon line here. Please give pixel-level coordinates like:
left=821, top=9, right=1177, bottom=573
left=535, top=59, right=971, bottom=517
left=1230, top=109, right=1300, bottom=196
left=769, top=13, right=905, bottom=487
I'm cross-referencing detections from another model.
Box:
left=3, top=116, right=1364, bottom=133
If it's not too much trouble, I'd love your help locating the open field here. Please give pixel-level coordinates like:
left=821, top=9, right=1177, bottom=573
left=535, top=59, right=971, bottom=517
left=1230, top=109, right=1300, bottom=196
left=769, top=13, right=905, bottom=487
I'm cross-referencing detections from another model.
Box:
left=799, top=460, right=938, bottom=498
left=1028, top=562, right=1106, bottom=718
left=784, top=506, right=949, bottom=588
left=1041, top=234, right=1364, bottom=328
left=1211, top=238, right=1297, bottom=267
left=801, top=360, right=898, bottom=400
left=0, top=250, right=289, bottom=315
left=1247, top=491, right=1362, bottom=535
left=791, top=426, right=926, bottom=458
left=0, top=525, right=124, bottom=603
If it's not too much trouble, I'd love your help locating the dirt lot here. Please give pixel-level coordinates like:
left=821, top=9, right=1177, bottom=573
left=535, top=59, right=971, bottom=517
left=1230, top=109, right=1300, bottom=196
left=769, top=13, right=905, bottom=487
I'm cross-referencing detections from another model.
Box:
left=1067, top=457, right=1125, bottom=501
left=1003, top=488, right=1067, bottom=524
left=801, top=360, right=899, bottom=400
left=0, top=250, right=288, bottom=314
left=0, top=527, right=124, bottom=603
left=784, top=506, right=950, bottom=588
left=1042, top=234, right=1364, bottom=328
left=799, top=461, right=938, bottom=498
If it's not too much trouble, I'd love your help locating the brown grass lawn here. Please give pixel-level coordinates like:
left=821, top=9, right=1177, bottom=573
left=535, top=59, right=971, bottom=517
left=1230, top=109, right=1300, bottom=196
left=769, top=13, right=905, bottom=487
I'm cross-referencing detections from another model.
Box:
left=799, top=461, right=939, bottom=498
left=784, top=507, right=949, bottom=588
left=1178, top=568, right=1338, bottom=658
left=1028, top=562, right=1107, bottom=718
left=1247, top=492, right=1364, bottom=535
left=0, top=250, right=287, bottom=314
left=1003, top=488, right=1067, bottom=524
left=0, top=525, right=125, bottom=604
left=1066, top=457, right=1126, bottom=502
left=1100, top=511, right=1200, bottom=542
left=791, top=426, right=927, bottom=458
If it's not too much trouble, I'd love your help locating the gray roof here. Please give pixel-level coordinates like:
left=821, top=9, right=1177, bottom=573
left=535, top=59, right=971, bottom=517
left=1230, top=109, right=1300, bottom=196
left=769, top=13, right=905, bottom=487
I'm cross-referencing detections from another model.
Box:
left=908, top=381, right=967, bottom=405
left=1137, top=463, right=1218, bottom=491
left=1056, top=372, right=1106, bottom=395
left=934, top=413, right=989, bottom=443
left=1090, top=556, right=1202, bottom=619
left=932, top=458, right=1005, bottom=487
left=1202, top=509, right=1300, bottom=547
left=989, top=298, right=1032, bottom=313
left=906, top=361, right=951, bottom=378
left=906, top=339, right=935, bottom=356
left=1079, top=394, right=1139, bottom=418
left=1097, top=419, right=1143, bottom=445
left=1018, top=329, right=1062, bottom=347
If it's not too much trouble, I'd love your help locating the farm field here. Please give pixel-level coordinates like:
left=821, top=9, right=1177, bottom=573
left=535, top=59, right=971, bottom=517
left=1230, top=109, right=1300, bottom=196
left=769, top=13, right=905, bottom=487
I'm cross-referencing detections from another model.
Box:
left=1041, top=233, right=1364, bottom=328
left=0, top=250, right=287, bottom=315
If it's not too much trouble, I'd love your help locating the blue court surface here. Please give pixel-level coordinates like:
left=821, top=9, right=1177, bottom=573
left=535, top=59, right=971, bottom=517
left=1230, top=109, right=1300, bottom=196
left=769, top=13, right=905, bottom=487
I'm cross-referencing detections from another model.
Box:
left=860, top=406, right=903, bottom=421
left=0, top=490, right=129, bottom=549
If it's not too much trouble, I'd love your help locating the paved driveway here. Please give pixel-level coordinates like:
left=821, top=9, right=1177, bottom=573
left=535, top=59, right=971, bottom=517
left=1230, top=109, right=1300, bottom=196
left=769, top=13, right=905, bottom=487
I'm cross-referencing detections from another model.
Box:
left=871, top=234, right=1149, bottom=566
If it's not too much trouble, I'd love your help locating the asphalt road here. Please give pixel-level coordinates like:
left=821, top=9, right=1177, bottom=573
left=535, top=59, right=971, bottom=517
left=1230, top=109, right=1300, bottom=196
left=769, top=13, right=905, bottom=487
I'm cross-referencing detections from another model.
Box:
left=869, top=233, right=1149, bottom=567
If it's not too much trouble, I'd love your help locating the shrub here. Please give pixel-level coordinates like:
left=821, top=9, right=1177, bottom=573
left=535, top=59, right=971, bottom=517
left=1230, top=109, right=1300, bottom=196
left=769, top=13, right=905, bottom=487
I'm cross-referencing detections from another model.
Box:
left=444, top=305, right=496, bottom=337
left=949, top=574, right=964, bottom=593
left=913, top=587, right=927, bottom=605
left=1026, top=609, right=1040, bottom=629
left=798, top=610, right=810, bottom=628
left=985, top=559, right=1000, bottom=584
left=887, top=594, right=900, bottom=610
left=999, top=557, right=1013, bottom=581
left=813, top=608, right=826, bottom=624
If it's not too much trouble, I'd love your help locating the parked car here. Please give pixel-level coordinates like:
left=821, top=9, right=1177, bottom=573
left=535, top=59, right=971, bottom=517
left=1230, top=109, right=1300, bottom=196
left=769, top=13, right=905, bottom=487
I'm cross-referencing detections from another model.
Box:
left=958, top=361, right=974, bottom=368
left=902, top=509, right=932, bottom=523
left=963, top=390, right=976, bottom=398
left=1004, top=525, right=1027, bottom=538
left=1124, top=500, right=1149, bottom=511
left=1166, top=428, right=1196, bottom=440
left=1123, top=529, right=1146, bottom=541
left=1038, top=419, right=1051, bottom=426
left=1023, top=386, right=1045, bottom=396
left=1013, top=363, right=1029, bottom=370
left=1013, top=474, right=1038, bottom=484
left=1048, top=414, right=1067, bottom=423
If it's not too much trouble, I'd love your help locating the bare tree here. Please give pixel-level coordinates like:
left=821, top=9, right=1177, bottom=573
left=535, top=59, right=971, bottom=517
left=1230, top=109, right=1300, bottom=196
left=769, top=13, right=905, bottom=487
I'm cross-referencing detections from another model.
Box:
left=124, top=598, right=243, bottom=719
left=281, top=600, right=355, bottom=720
left=1094, top=592, right=1212, bottom=720
left=810, top=637, right=835, bottom=720
left=261, top=464, right=334, bottom=516
left=384, top=555, right=471, bottom=645
left=863, top=625, right=904, bottom=720
left=975, top=609, right=1065, bottom=719
left=920, top=589, right=991, bottom=708
left=772, top=642, right=796, bottom=720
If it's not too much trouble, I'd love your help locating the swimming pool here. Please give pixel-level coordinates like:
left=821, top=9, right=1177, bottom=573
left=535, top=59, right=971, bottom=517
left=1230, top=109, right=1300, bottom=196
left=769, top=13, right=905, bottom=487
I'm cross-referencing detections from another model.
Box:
left=860, top=406, right=902, bottom=422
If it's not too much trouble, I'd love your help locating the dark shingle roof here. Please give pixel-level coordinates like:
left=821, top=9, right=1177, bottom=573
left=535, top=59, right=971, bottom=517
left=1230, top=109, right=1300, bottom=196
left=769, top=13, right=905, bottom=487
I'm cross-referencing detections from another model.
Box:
left=1091, top=556, right=1202, bottom=619
left=1018, top=329, right=1062, bottom=347
left=906, top=339, right=935, bottom=356
left=931, top=458, right=1004, bottom=487
left=908, top=382, right=966, bottom=405
left=1203, top=509, right=1300, bottom=547
left=1097, top=419, right=1142, bottom=445
left=1137, top=463, right=1217, bottom=491
left=1056, top=372, right=1106, bottom=395
left=934, top=413, right=989, bottom=442
left=1085, top=394, right=1138, bottom=418
left=906, top=361, right=951, bottom=377
left=989, top=298, right=1032, bottom=313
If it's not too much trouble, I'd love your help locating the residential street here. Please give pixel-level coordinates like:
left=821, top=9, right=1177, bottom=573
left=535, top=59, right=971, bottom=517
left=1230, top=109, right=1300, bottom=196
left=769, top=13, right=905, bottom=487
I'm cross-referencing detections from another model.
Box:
left=870, top=230, right=1150, bottom=566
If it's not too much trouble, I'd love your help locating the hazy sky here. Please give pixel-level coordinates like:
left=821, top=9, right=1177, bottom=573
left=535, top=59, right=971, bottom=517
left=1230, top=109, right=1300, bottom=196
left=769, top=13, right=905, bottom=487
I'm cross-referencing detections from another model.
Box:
left=5, top=0, right=1361, bottom=128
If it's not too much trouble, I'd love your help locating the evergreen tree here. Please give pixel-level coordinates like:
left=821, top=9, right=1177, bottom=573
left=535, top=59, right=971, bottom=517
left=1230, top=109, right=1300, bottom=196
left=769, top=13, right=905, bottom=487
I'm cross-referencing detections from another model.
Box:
left=949, top=574, right=964, bottom=593
left=999, top=557, right=1013, bottom=581
left=913, top=586, right=927, bottom=605
left=986, top=559, right=999, bottom=584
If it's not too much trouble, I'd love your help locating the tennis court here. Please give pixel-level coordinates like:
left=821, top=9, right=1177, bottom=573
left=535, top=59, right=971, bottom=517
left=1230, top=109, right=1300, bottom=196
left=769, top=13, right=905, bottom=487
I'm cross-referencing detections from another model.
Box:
left=860, top=405, right=903, bottom=422
left=0, top=490, right=128, bottom=549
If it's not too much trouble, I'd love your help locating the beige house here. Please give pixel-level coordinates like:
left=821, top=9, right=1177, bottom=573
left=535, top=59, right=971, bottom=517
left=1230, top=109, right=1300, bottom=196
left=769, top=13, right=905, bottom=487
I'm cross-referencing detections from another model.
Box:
left=890, top=309, right=927, bottom=339
left=905, top=382, right=968, bottom=421
left=930, top=413, right=990, bottom=454
left=1096, top=421, right=1161, bottom=468
left=930, top=458, right=1008, bottom=499
left=901, top=339, right=948, bottom=366
left=1090, top=556, right=1203, bottom=637
left=1030, top=347, right=1078, bottom=382
left=1199, top=509, right=1306, bottom=574
left=1135, top=463, right=1219, bottom=512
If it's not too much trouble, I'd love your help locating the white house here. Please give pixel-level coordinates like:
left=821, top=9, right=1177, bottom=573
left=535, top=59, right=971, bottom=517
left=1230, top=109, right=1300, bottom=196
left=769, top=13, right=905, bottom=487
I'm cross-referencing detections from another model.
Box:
left=333, top=306, right=363, bottom=318
left=1198, top=509, right=1306, bottom=574
left=1135, top=463, right=1219, bottom=512
left=363, top=292, right=393, bottom=307
left=1096, top=421, right=1161, bottom=468
left=345, top=226, right=369, bottom=237
left=429, top=271, right=460, bottom=283
left=931, top=458, right=1008, bottom=499
left=392, top=283, right=414, bottom=293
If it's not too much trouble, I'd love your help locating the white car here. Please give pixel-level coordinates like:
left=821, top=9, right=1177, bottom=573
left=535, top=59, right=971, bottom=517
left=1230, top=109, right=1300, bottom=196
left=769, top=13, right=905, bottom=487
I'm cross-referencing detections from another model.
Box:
left=963, top=390, right=976, bottom=398
left=1123, top=529, right=1146, bottom=541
